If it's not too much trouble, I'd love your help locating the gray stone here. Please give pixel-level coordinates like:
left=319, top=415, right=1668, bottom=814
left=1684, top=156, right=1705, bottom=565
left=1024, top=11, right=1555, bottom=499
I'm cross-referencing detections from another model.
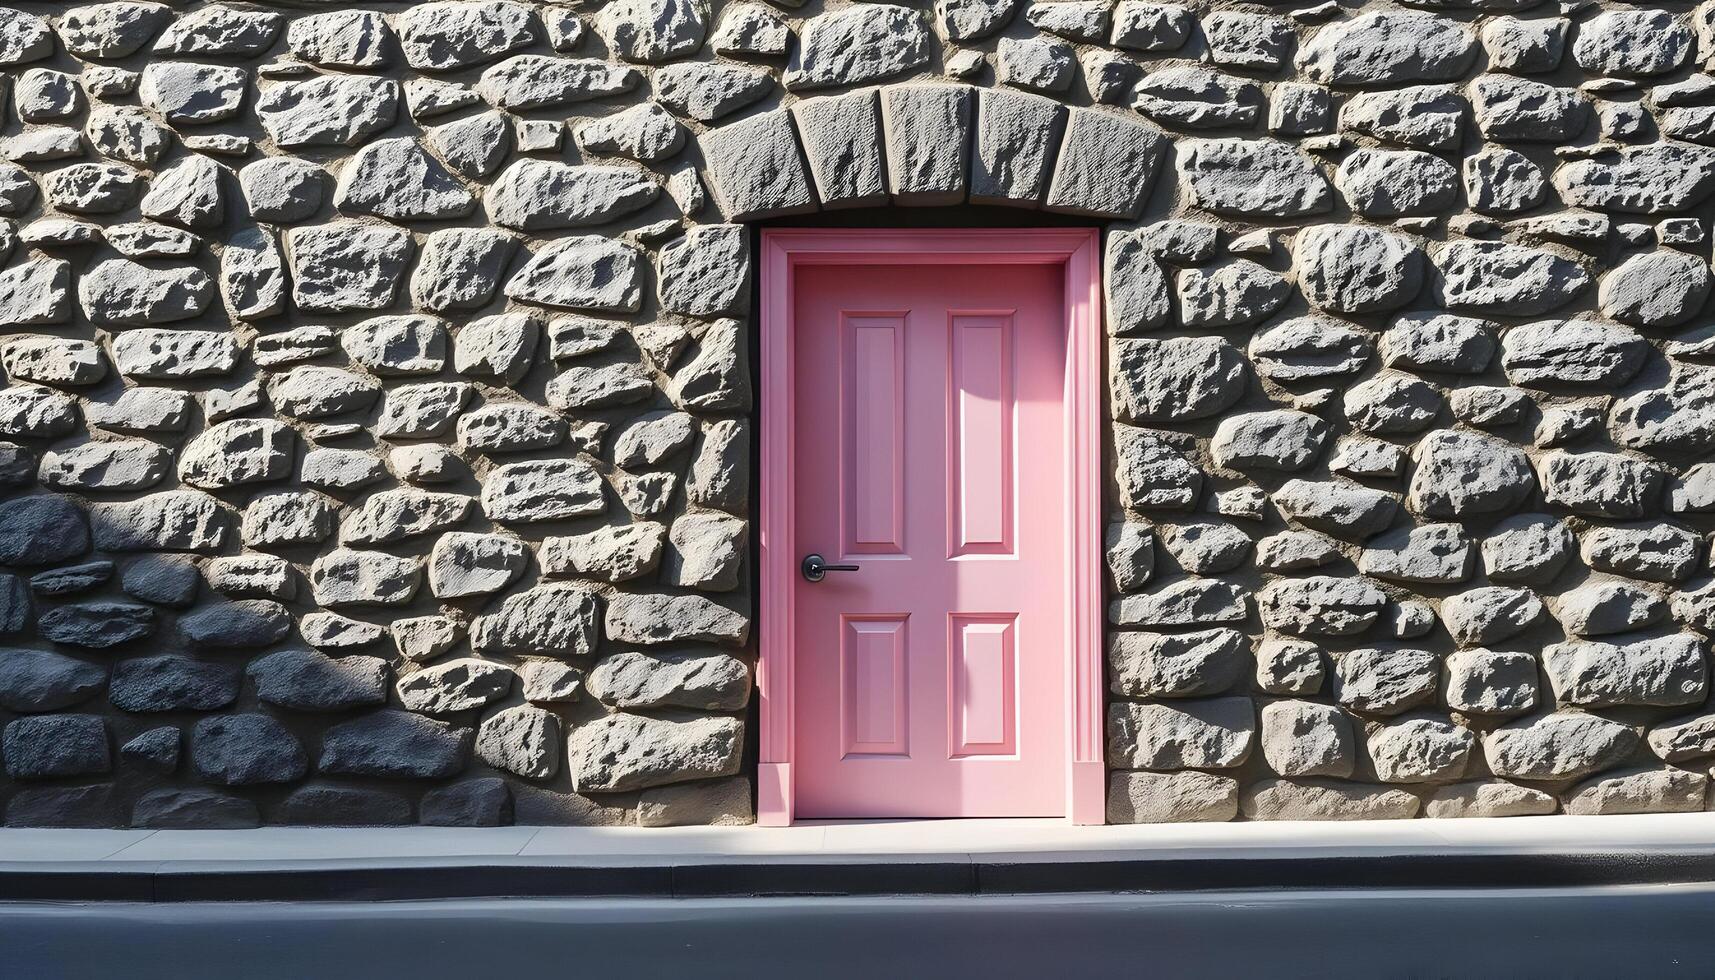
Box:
left=605, top=592, right=749, bottom=647
left=521, top=661, right=584, bottom=704
left=257, top=76, right=398, bottom=148
left=288, top=223, right=413, bottom=313
left=78, top=259, right=211, bottom=328
left=1444, top=648, right=1538, bottom=717
left=1111, top=338, right=1245, bottom=425
left=1178, top=138, right=1330, bottom=218
left=587, top=650, right=750, bottom=710
left=792, top=89, right=886, bottom=208
left=341, top=489, right=473, bottom=546
left=1134, top=66, right=1261, bottom=128
left=1211, top=410, right=1327, bottom=471
left=1107, top=698, right=1254, bottom=770
left=998, top=38, right=1074, bottom=94
left=1358, top=524, right=1473, bottom=585
left=1248, top=317, right=1371, bottom=385
left=300, top=450, right=385, bottom=493
left=1274, top=479, right=1399, bottom=539
left=485, top=160, right=656, bottom=231
left=1109, top=579, right=1245, bottom=628
left=138, top=62, right=247, bottom=124
left=132, top=787, right=255, bottom=828
left=506, top=236, right=644, bottom=312
left=637, top=776, right=753, bottom=827
left=1335, top=149, right=1458, bottom=218
left=1343, top=374, right=1442, bottom=434
left=59, top=3, right=171, bottom=59
left=336, top=138, right=474, bottom=221
left=250, top=649, right=387, bottom=713
left=0, top=259, right=71, bottom=327
left=1434, top=241, right=1590, bottom=316
left=398, top=659, right=514, bottom=715
left=178, top=420, right=293, bottom=491
left=4, top=715, right=109, bottom=779
left=319, top=710, right=470, bottom=780
left=1544, top=635, right=1706, bottom=709
left=309, top=549, right=422, bottom=607
left=39, top=441, right=168, bottom=493
left=1558, top=581, right=1666, bottom=638
left=658, top=225, right=747, bottom=317
left=477, top=705, right=560, bottom=779
left=969, top=88, right=1064, bottom=207
left=712, top=4, right=788, bottom=56
left=1365, top=715, right=1475, bottom=783
left=398, top=1, right=536, bottom=70
left=597, top=0, right=706, bottom=63
left=879, top=85, right=972, bottom=206
left=1175, top=261, right=1289, bottom=328
left=1109, top=628, right=1247, bottom=698
left=1157, top=520, right=1249, bottom=575
left=288, top=10, right=394, bottom=68
left=1573, top=10, right=1691, bottom=77
left=785, top=5, right=930, bottom=90
left=1106, top=770, right=1237, bottom=823
left=344, top=317, right=447, bottom=377
left=1442, top=587, right=1543, bottom=648
left=1260, top=700, right=1354, bottom=778
left=1554, top=143, right=1715, bottom=215
left=478, top=55, right=640, bottom=111
left=568, top=712, right=743, bottom=791
left=1566, top=767, right=1707, bottom=816
left=1469, top=75, right=1586, bottom=142
left=1599, top=252, right=1711, bottom=329
left=192, top=714, right=306, bottom=786
left=428, top=532, right=527, bottom=600
left=1113, top=426, right=1201, bottom=510
left=1647, top=709, right=1715, bottom=763
left=653, top=62, right=772, bottom=121
left=0, top=648, right=104, bottom=712
left=1255, top=531, right=1340, bottom=572
left=426, top=111, right=510, bottom=180
left=1243, top=779, right=1419, bottom=820
left=239, top=158, right=325, bottom=224
left=1581, top=523, right=1701, bottom=583
left=1481, top=16, right=1566, bottom=74
left=1501, top=320, right=1646, bottom=389
left=1109, top=1, right=1189, bottom=51
left=471, top=584, right=600, bottom=658
left=1538, top=450, right=1662, bottom=519
left=1256, top=639, right=1325, bottom=695
left=1296, top=12, right=1476, bottom=86
left=1484, top=711, right=1638, bottom=781
left=481, top=459, right=604, bottom=524
left=1407, top=430, right=1534, bottom=519
left=576, top=103, right=685, bottom=162
left=1464, top=148, right=1546, bottom=215
left=1330, top=647, right=1437, bottom=715
left=1380, top=314, right=1495, bottom=375
left=421, top=778, right=512, bottom=827
left=412, top=229, right=516, bottom=313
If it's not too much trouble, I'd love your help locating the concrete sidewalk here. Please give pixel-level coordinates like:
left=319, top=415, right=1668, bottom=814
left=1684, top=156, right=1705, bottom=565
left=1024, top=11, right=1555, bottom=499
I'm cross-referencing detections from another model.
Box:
left=5, top=813, right=1715, bottom=901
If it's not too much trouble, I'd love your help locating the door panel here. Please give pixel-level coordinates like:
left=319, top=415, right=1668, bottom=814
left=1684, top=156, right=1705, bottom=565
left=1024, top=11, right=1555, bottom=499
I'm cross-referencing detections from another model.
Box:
left=793, top=263, right=1067, bottom=818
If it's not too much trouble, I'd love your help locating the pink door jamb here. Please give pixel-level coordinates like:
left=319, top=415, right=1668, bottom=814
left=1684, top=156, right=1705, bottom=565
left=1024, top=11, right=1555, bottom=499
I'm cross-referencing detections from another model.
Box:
left=757, top=228, right=1104, bottom=826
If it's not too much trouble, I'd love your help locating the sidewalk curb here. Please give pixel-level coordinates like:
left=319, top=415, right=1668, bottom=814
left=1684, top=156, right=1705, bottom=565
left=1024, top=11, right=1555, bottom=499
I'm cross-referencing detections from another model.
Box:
left=5, top=850, right=1714, bottom=902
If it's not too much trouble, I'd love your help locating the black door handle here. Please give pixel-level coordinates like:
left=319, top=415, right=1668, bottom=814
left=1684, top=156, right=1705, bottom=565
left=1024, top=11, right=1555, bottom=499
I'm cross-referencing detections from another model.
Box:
left=801, top=554, right=859, bottom=582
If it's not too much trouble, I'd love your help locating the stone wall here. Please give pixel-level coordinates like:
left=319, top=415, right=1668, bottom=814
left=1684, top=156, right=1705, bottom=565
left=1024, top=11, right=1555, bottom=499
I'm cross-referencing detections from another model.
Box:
left=0, top=0, right=1712, bottom=828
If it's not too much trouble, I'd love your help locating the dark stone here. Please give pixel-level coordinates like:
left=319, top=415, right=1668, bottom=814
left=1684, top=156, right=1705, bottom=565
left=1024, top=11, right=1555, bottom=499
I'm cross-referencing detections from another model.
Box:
left=180, top=599, right=291, bottom=649
left=420, top=777, right=512, bottom=826
left=5, top=784, right=119, bottom=828
left=110, top=656, right=239, bottom=712
left=2, top=714, right=109, bottom=778
left=119, top=726, right=180, bottom=771
left=38, top=601, right=155, bottom=647
left=0, top=572, right=28, bottom=632
left=131, top=788, right=259, bottom=829
left=318, top=709, right=470, bottom=779
left=274, top=785, right=413, bottom=826
left=121, top=555, right=199, bottom=607
left=29, top=561, right=114, bottom=596
left=248, top=648, right=388, bottom=712
left=0, top=443, right=36, bottom=487
left=191, top=713, right=308, bottom=785
left=0, top=647, right=104, bottom=711
left=0, top=496, right=90, bottom=567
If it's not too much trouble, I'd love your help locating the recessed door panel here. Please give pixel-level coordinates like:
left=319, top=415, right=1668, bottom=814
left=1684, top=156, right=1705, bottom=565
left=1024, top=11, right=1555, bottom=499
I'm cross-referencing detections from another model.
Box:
left=842, top=615, right=909, bottom=756
left=843, top=313, right=906, bottom=557
left=948, top=312, right=1014, bottom=558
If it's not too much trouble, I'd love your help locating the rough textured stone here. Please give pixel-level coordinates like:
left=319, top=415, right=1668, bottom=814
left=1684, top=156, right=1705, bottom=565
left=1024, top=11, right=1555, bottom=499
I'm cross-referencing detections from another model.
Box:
left=1107, top=770, right=1237, bottom=823
left=568, top=712, right=743, bottom=791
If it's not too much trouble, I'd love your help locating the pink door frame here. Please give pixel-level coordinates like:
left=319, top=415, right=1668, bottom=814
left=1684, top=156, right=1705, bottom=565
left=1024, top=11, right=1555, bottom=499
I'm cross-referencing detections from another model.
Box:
left=757, top=228, right=1106, bottom=826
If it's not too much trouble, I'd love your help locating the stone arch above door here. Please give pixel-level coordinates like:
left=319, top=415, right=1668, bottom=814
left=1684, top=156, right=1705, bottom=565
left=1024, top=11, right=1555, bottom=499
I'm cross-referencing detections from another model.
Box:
left=699, top=84, right=1169, bottom=222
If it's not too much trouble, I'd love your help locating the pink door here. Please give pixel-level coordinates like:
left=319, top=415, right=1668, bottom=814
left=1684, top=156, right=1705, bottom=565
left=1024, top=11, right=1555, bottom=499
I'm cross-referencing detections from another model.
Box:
left=792, top=263, right=1068, bottom=818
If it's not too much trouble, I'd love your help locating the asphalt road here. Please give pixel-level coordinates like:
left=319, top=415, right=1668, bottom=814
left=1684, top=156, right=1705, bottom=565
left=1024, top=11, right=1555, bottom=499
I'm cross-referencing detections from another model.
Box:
left=4, top=885, right=1714, bottom=979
